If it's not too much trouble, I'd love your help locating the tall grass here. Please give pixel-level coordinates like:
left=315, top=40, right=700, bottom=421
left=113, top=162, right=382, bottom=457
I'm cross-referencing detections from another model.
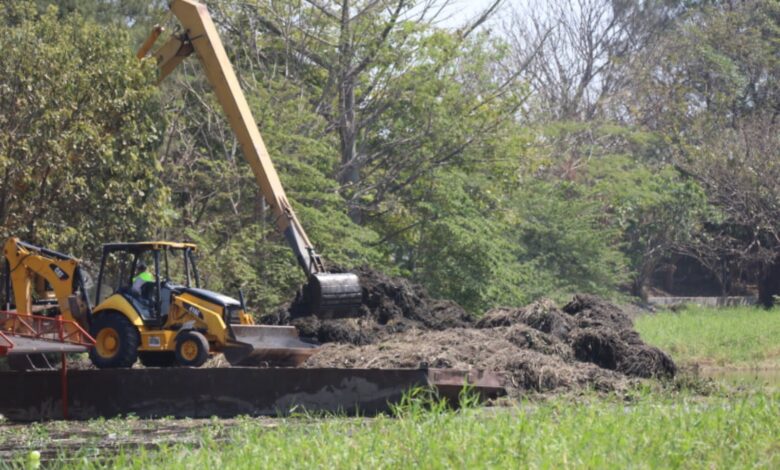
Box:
left=17, top=391, right=779, bottom=469
left=635, top=306, right=780, bottom=367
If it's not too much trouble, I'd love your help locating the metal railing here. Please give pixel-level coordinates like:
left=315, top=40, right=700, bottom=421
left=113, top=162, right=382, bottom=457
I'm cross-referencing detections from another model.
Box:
left=0, top=311, right=95, bottom=349
left=0, top=311, right=95, bottom=419
left=0, top=331, right=12, bottom=355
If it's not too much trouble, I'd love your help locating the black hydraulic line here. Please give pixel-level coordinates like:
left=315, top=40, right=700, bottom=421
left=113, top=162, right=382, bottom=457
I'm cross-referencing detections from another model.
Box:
left=153, top=250, right=161, bottom=319
left=3, top=259, right=10, bottom=310
left=163, top=247, right=169, bottom=280
left=94, top=255, right=107, bottom=307
left=16, top=240, right=75, bottom=261
left=238, top=289, right=247, bottom=312
left=184, top=248, right=191, bottom=287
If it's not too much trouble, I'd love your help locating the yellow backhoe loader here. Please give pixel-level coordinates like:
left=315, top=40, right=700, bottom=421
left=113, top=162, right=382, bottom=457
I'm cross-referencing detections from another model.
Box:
left=3, top=237, right=317, bottom=368
left=3, top=0, right=361, bottom=369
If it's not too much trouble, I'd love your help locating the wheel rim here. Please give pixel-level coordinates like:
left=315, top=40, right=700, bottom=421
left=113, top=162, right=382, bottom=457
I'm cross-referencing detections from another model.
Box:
left=96, top=328, right=120, bottom=358
left=180, top=340, right=199, bottom=361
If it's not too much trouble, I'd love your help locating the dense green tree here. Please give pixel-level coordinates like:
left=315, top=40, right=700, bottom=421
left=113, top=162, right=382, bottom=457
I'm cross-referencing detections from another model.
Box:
left=588, top=154, right=709, bottom=298
left=29, top=0, right=165, bottom=27
left=510, top=179, right=628, bottom=301
left=2, top=0, right=773, bottom=315
left=384, top=169, right=526, bottom=311
left=0, top=5, right=169, bottom=260
left=628, top=0, right=780, bottom=303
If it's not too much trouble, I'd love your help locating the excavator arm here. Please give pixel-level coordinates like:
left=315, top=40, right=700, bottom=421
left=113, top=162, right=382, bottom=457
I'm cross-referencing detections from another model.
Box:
left=2, top=238, right=91, bottom=325
left=139, top=0, right=360, bottom=316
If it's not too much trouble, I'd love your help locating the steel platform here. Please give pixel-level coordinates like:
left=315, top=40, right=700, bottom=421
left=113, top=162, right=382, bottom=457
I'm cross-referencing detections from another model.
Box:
left=0, top=367, right=505, bottom=421
left=1, top=336, right=88, bottom=355
left=0, top=310, right=94, bottom=356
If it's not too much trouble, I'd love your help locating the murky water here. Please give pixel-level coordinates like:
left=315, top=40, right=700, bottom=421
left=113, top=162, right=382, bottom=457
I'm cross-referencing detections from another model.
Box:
left=700, top=368, right=780, bottom=389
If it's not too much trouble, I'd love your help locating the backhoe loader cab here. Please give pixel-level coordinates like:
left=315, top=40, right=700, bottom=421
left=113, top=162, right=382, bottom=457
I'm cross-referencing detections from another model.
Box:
left=89, top=241, right=317, bottom=369
left=94, top=242, right=203, bottom=325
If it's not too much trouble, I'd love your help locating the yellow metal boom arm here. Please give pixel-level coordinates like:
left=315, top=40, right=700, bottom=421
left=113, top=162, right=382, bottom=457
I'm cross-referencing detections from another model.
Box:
left=139, top=0, right=361, bottom=315
left=146, top=0, right=324, bottom=276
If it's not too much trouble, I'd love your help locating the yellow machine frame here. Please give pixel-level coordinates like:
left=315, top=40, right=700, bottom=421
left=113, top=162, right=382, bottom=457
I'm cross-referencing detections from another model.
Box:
left=2, top=238, right=89, bottom=328
left=137, top=0, right=362, bottom=316
left=88, top=240, right=256, bottom=366
left=2, top=238, right=266, bottom=368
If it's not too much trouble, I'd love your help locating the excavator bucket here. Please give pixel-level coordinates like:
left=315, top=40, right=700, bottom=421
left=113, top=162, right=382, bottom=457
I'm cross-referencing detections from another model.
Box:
left=296, top=272, right=363, bottom=319
left=223, top=325, right=319, bottom=367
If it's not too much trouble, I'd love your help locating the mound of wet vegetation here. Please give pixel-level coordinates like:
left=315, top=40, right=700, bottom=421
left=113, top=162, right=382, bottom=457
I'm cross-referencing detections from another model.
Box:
left=266, top=269, right=676, bottom=397
left=262, top=266, right=474, bottom=345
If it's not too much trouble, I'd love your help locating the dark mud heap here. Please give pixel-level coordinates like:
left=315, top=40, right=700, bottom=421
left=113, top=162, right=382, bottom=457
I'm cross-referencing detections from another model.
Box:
left=263, top=267, right=474, bottom=344
left=266, top=268, right=676, bottom=397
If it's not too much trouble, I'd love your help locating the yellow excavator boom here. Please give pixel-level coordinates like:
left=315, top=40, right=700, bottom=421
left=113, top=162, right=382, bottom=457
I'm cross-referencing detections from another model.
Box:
left=139, top=0, right=361, bottom=316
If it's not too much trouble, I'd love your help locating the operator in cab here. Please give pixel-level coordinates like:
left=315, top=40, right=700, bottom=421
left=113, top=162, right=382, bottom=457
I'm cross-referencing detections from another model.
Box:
left=132, top=262, right=155, bottom=295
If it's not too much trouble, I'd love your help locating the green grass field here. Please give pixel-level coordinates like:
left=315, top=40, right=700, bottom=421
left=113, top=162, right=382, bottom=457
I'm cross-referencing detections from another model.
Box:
left=7, top=391, right=776, bottom=470
left=635, top=305, right=780, bottom=368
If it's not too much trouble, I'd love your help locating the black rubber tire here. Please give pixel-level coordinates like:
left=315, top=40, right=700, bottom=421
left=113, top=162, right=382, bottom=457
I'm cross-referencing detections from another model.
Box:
left=174, top=330, right=209, bottom=367
left=89, top=311, right=140, bottom=369
left=138, top=351, right=177, bottom=368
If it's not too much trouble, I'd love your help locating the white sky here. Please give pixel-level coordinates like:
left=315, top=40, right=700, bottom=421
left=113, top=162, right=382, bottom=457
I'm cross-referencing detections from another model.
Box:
left=437, top=0, right=520, bottom=29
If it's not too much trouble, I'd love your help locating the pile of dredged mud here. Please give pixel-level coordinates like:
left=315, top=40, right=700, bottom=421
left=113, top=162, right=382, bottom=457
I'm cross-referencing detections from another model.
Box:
left=264, top=267, right=676, bottom=397
left=263, top=267, right=473, bottom=344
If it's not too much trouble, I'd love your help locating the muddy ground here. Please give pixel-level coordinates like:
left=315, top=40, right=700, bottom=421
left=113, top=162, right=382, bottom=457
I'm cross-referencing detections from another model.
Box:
left=0, top=417, right=279, bottom=463
left=266, top=267, right=677, bottom=398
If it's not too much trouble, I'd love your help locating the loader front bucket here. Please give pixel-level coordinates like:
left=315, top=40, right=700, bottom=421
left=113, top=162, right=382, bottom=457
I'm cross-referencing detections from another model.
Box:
left=223, top=325, right=319, bottom=367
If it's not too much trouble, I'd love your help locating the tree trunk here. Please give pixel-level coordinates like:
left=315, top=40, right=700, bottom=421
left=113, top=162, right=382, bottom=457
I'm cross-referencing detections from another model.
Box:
left=662, top=263, right=676, bottom=293
left=757, top=259, right=780, bottom=308
left=630, top=275, right=648, bottom=301
left=335, top=0, right=363, bottom=223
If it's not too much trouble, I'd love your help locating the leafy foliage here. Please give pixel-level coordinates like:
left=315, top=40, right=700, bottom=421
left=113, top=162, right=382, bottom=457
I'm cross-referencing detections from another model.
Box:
left=1, top=0, right=775, bottom=313
left=627, top=0, right=780, bottom=301
left=0, top=5, right=169, bottom=259
left=511, top=179, right=628, bottom=301
left=587, top=155, right=709, bottom=295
